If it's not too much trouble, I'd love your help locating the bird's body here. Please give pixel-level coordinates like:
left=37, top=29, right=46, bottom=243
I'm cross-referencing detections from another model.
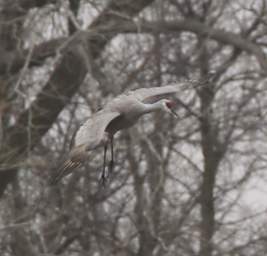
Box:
left=49, top=84, right=180, bottom=185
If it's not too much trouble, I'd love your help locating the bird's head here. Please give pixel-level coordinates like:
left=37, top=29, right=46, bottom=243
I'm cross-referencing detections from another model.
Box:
left=161, top=99, right=178, bottom=117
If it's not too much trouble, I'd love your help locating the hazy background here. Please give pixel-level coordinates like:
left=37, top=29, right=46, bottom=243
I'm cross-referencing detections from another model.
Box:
left=0, top=0, right=267, bottom=255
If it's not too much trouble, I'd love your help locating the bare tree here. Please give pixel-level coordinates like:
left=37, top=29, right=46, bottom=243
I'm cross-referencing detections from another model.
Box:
left=0, top=0, right=267, bottom=255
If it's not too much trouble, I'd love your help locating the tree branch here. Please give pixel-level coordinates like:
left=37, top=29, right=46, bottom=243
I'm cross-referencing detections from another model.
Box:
left=0, top=38, right=65, bottom=76
left=6, top=17, right=266, bottom=77
left=97, top=18, right=267, bottom=72
left=0, top=0, right=155, bottom=196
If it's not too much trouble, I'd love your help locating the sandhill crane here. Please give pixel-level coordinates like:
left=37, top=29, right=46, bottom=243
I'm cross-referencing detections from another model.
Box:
left=49, top=85, right=181, bottom=185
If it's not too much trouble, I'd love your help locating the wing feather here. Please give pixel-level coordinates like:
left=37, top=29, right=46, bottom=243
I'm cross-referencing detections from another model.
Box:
left=74, top=110, right=121, bottom=149
left=49, top=159, right=81, bottom=185
left=50, top=110, right=121, bottom=185
left=126, top=85, right=180, bottom=104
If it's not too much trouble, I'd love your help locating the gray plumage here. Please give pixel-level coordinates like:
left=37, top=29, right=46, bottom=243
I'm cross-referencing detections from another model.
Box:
left=49, top=84, right=181, bottom=185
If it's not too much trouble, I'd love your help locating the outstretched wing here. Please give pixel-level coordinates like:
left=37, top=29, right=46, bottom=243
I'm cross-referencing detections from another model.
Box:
left=127, top=85, right=180, bottom=104
left=74, top=110, right=121, bottom=149
left=49, top=111, right=121, bottom=185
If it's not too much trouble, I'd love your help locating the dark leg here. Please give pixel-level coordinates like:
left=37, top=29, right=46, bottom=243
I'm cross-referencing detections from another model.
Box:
left=108, top=136, right=114, bottom=174
left=99, top=144, right=108, bottom=186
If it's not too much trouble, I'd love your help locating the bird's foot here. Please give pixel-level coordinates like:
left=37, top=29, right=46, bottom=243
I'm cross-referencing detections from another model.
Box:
left=99, top=170, right=108, bottom=187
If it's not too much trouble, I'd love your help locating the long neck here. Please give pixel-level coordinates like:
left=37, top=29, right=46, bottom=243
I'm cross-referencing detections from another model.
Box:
left=142, top=101, right=162, bottom=114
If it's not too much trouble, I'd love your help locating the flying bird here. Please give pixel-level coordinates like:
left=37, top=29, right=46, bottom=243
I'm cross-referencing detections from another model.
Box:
left=49, top=85, right=181, bottom=185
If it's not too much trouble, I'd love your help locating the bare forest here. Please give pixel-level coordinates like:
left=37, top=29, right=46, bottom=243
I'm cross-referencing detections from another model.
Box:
left=0, top=0, right=267, bottom=255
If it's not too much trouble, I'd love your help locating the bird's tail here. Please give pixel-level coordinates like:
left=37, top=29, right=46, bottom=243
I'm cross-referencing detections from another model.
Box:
left=49, top=159, right=80, bottom=186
